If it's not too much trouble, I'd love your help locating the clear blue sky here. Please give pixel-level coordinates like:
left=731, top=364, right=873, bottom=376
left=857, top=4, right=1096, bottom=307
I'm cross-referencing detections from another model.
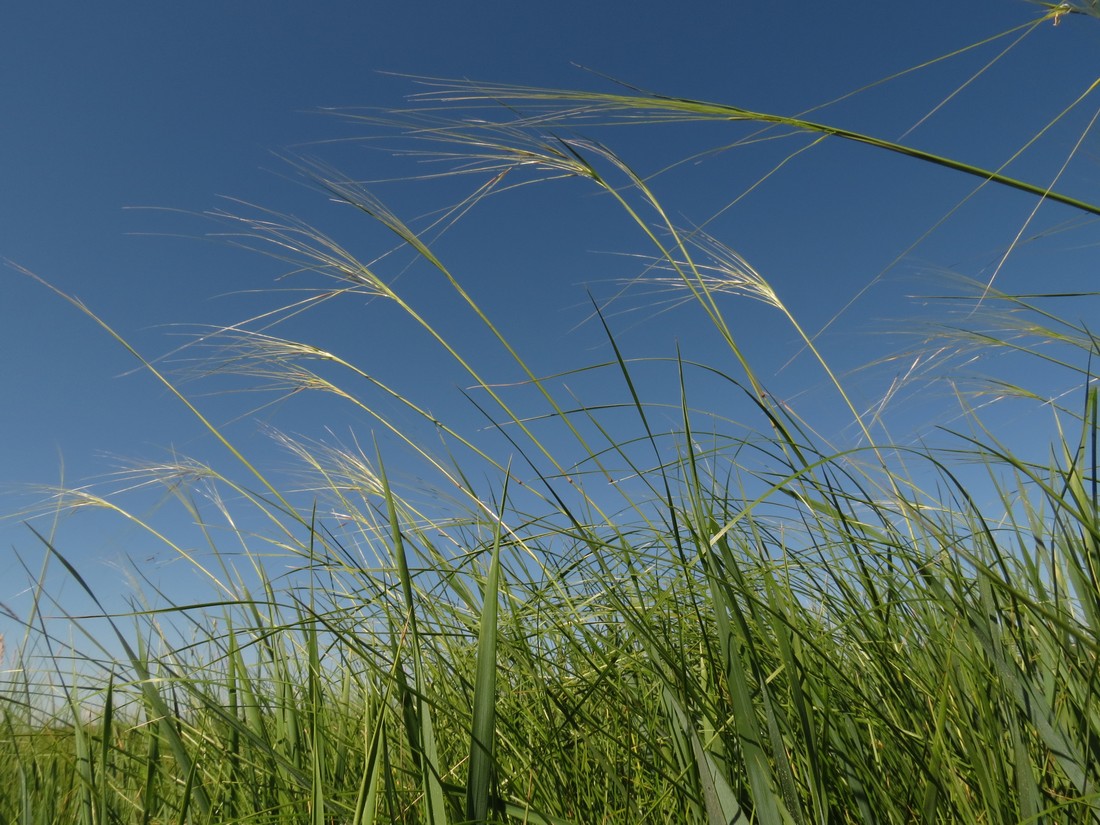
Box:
left=3, top=2, right=1099, bottom=649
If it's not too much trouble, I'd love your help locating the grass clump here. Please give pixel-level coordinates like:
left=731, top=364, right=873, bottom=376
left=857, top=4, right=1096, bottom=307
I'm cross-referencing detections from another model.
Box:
left=3, top=9, right=1100, bottom=823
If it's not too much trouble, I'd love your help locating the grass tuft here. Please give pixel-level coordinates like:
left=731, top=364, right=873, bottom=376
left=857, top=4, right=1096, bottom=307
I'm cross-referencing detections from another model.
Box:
left=5, top=16, right=1100, bottom=823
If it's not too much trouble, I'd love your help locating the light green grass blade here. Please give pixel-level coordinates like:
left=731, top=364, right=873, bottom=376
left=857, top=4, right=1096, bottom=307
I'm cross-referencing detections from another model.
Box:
left=352, top=698, right=386, bottom=825
left=396, top=77, right=1100, bottom=219
left=26, top=529, right=213, bottom=818
left=466, top=472, right=509, bottom=824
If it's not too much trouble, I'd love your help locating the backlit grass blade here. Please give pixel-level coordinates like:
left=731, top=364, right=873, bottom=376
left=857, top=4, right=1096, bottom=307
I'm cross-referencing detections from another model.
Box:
left=70, top=694, right=93, bottom=825
left=466, top=472, right=509, bottom=824
left=24, top=528, right=213, bottom=819
left=376, top=452, right=451, bottom=825
left=351, top=696, right=386, bottom=825
left=397, top=77, right=1100, bottom=219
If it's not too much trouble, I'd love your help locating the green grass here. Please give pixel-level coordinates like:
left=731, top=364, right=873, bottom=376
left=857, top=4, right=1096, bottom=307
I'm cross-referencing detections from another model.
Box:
left=4, top=6, right=1100, bottom=822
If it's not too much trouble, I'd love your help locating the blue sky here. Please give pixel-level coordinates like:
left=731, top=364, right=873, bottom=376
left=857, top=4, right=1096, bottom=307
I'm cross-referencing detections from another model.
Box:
left=3, top=2, right=1100, bottom=651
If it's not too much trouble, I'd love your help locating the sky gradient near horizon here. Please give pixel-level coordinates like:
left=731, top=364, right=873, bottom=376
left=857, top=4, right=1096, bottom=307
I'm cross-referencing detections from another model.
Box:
left=3, top=2, right=1100, bottom=649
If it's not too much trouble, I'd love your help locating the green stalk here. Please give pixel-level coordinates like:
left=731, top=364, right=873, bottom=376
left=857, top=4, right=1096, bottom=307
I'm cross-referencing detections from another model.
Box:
left=466, top=471, right=509, bottom=824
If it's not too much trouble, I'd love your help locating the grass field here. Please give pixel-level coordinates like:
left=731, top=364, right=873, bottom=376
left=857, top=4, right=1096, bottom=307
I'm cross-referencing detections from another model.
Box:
left=4, top=7, right=1100, bottom=823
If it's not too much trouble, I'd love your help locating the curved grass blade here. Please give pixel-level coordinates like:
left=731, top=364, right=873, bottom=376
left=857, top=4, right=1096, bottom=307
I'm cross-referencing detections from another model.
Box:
left=404, top=77, right=1100, bottom=219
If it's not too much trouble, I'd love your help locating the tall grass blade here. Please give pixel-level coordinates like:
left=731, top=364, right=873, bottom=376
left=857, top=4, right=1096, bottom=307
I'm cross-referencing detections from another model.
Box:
left=23, top=529, right=213, bottom=818
left=466, top=473, right=509, bottom=824
left=663, top=686, right=748, bottom=825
